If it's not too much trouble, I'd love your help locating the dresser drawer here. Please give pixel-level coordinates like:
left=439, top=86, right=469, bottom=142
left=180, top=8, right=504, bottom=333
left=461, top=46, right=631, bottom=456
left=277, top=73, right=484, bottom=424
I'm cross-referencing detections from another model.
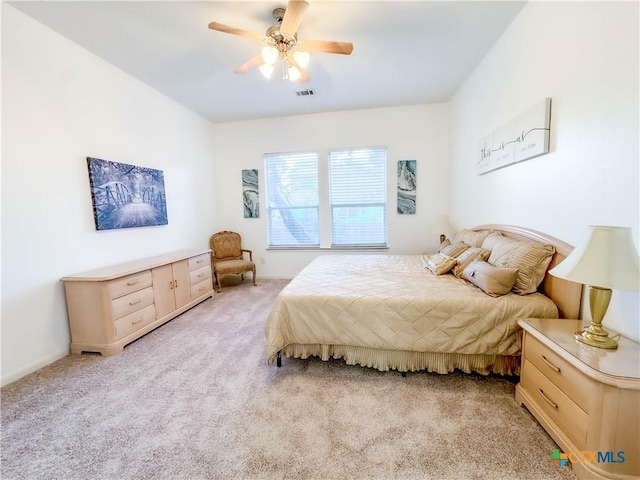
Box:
left=108, top=271, right=152, bottom=299
left=111, top=287, right=154, bottom=320
left=525, top=334, right=594, bottom=412
left=521, top=359, right=588, bottom=446
left=191, top=279, right=213, bottom=299
left=189, top=265, right=211, bottom=285
left=114, top=304, right=156, bottom=340
left=188, top=254, right=210, bottom=272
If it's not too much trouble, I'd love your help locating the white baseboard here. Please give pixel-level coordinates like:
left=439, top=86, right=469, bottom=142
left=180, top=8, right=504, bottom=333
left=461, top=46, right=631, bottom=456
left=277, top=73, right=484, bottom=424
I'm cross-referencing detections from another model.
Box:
left=1, top=348, right=69, bottom=387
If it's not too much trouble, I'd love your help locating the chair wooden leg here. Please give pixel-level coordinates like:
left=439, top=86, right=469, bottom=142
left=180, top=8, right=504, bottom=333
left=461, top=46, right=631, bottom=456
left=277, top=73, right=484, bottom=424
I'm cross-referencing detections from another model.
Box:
left=214, top=273, right=221, bottom=292
left=252, top=268, right=257, bottom=286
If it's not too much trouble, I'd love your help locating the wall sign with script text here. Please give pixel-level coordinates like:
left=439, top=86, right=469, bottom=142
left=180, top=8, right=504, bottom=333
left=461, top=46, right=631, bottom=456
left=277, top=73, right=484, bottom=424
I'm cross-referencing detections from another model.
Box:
left=477, top=98, right=551, bottom=175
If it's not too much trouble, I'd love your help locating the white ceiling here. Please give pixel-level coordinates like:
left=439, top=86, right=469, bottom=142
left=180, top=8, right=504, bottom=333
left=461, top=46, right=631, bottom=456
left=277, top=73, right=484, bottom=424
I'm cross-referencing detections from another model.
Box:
left=8, top=1, right=526, bottom=123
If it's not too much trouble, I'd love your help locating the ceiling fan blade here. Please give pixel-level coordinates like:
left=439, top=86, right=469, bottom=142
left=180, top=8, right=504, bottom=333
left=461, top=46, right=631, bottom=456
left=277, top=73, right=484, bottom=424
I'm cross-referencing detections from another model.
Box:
left=280, top=0, right=309, bottom=37
left=234, top=54, right=264, bottom=75
left=208, top=22, right=264, bottom=41
left=298, top=69, right=311, bottom=83
left=302, top=39, right=353, bottom=55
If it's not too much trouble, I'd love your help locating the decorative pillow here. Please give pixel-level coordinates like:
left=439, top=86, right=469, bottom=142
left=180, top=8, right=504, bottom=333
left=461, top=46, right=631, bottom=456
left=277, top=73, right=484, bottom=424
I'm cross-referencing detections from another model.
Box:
left=452, top=247, right=491, bottom=278
left=438, top=241, right=470, bottom=258
left=424, top=253, right=457, bottom=275
left=486, top=236, right=556, bottom=294
left=453, top=229, right=493, bottom=248
left=461, top=261, right=519, bottom=297
left=480, top=232, right=504, bottom=252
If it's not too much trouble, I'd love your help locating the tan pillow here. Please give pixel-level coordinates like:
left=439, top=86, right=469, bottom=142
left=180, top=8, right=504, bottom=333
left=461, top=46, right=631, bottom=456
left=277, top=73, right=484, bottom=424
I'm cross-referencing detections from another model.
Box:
left=453, top=229, right=493, bottom=248
left=452, top=247, right=491, bottom=278
left=438, top=241, right=470, bottom=258
left=487, top=236, right=556, bottom=294
left=480, top=232, right=504, bottom=252
left=461, top=261, right=518, bottom=297
left=424, top=253, right=456, bottom=275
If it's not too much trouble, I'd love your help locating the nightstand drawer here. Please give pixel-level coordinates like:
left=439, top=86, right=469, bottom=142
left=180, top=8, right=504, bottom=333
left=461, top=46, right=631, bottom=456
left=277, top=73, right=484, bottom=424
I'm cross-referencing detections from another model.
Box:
left=525, top=334, right=594, bottom=413
left=111, top=287, right=154, bottom=320
left=521, top=359, right=588, bottom=446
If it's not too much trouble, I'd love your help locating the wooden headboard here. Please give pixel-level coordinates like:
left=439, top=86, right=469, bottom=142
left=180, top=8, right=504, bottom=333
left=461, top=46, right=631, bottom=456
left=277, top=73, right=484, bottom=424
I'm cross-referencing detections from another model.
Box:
left=473, top=224, right=583, bottom=319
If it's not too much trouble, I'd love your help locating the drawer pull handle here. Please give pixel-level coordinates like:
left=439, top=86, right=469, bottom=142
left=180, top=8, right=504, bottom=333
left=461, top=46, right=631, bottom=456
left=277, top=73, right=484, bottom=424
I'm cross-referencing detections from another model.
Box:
left=538, top=389, right=558, bottom=409
left=198, top=273, right=205, bottom=278
left=170, top=281, right=174, bottom=290
left=126, top=279, right=140, bottom=286
left=174, top=280, right=178, bottom=288
left=131, top=317, right=144, bottom=325
left=541, top=355, right=561, bottom=373
left=197, top=259, right=203, bottom=263
left=129, top=298, right=142, bottom=305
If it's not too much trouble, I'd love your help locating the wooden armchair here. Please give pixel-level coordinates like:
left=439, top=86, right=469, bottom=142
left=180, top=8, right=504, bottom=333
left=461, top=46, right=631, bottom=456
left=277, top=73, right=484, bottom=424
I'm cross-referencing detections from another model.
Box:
left=209, top=231, right=257, bottom=292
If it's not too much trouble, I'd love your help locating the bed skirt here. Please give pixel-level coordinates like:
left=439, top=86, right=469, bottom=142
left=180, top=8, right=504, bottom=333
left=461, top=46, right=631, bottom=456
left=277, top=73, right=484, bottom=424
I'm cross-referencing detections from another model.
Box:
left=277, top=344, right=521, bottom=376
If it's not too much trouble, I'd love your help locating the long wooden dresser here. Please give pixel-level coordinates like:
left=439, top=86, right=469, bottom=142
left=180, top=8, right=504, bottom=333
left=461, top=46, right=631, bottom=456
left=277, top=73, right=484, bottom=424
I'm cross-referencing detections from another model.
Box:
left=61, top=249, right=214, bottom=356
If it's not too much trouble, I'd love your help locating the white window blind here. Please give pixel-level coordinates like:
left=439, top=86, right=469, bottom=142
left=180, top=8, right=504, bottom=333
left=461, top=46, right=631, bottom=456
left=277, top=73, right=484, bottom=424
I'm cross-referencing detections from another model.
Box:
left=265, top=152, right=319, bottom=247
left=329, top=147, right=387, bottom=247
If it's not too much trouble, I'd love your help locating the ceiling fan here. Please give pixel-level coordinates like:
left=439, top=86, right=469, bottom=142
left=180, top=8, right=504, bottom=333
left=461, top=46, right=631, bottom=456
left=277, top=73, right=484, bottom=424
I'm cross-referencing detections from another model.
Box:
left=208, top=0, right=354, bottom=82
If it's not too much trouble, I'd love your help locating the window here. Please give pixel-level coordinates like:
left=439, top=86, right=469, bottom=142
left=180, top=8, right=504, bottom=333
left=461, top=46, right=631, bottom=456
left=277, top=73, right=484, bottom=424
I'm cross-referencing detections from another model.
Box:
left=265, top=147, right=387, bottom=248
left=265, top=151, right=319, bottom=247
left=329, top=147, right=387, bottom=247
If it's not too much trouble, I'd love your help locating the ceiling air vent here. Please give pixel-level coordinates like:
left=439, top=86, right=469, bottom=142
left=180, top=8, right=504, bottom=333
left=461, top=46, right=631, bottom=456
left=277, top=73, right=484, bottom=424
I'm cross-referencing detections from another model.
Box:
left=296, top=89, right=314, bottom=97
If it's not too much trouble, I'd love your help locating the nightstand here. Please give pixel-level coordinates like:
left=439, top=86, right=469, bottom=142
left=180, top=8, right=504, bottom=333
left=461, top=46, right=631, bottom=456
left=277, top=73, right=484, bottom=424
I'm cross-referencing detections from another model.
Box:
left=515, top=318, right=640, bottom=480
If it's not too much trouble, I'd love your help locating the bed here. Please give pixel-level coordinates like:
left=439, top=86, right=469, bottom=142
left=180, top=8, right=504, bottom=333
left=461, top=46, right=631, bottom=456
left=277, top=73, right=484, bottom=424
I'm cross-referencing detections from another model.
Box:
left=264, top=225, right=582, bottom=375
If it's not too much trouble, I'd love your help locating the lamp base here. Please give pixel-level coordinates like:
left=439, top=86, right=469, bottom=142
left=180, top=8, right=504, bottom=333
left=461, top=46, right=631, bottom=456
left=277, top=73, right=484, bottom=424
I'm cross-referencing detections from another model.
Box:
left=575, top=285, right=618, bottom=349
left=574, top=324, right=618, bottom=349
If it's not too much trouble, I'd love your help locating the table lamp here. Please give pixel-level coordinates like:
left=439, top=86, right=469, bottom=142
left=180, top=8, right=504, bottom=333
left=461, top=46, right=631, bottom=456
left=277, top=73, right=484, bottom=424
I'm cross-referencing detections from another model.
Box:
left=549, top=225, right=640, bottom=349
left=434, top=216, right=454, bottom=244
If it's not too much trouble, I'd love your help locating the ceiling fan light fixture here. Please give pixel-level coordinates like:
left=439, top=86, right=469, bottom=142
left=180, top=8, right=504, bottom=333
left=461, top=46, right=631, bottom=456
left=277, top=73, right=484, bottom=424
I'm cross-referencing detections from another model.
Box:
left=287, top=64, right=302, bottom=82
left=208, top=0, right=353, bottom=83
left=261, top=45, right=278, bottom=65
left=293, top=49, right=310, bottom=69
left=259, top=63, right=274, bottom=79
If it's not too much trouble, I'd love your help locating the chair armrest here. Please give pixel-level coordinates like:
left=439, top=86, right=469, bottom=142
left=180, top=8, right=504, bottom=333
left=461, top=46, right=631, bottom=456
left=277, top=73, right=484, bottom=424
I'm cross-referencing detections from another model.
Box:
left=242, top=249, right=253, bottom=262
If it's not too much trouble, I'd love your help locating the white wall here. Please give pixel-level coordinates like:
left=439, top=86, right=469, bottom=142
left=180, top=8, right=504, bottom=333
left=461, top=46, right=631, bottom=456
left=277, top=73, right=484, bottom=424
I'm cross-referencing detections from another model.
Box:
left=1, top=5, right=217, bottom=385
left=450, top=2, right=639, bottom=340
left=211, top=104, right=451, bottom=278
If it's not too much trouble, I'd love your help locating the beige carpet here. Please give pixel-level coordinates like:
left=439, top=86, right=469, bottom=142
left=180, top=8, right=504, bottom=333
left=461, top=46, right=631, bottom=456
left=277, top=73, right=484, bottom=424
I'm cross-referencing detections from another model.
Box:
left=1, top=278, right=577, bottom=480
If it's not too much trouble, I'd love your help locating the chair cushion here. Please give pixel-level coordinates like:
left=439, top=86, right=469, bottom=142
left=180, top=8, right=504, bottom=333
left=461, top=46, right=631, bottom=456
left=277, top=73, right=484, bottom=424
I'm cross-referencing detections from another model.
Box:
left=214, top=259, right=254, bottom=275
left=212, top=232, right=243, bottom=259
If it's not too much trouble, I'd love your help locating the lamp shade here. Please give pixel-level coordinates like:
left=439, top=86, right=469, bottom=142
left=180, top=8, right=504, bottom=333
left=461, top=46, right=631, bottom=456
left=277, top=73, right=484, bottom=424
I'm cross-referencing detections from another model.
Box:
left=549, top=226, right=640, bottom=290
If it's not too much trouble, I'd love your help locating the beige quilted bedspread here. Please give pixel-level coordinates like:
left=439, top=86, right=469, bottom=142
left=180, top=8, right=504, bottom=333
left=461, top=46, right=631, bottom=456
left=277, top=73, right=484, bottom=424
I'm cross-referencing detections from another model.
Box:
left=265, top=255, right=558, bottom=364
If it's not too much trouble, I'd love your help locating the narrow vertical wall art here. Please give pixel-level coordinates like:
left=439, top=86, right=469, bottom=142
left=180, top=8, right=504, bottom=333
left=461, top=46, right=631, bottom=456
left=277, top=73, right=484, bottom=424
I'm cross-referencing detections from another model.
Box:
left=397, top=160, right=416, bottom=214
left=242, top=169, right=259, bottom=218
